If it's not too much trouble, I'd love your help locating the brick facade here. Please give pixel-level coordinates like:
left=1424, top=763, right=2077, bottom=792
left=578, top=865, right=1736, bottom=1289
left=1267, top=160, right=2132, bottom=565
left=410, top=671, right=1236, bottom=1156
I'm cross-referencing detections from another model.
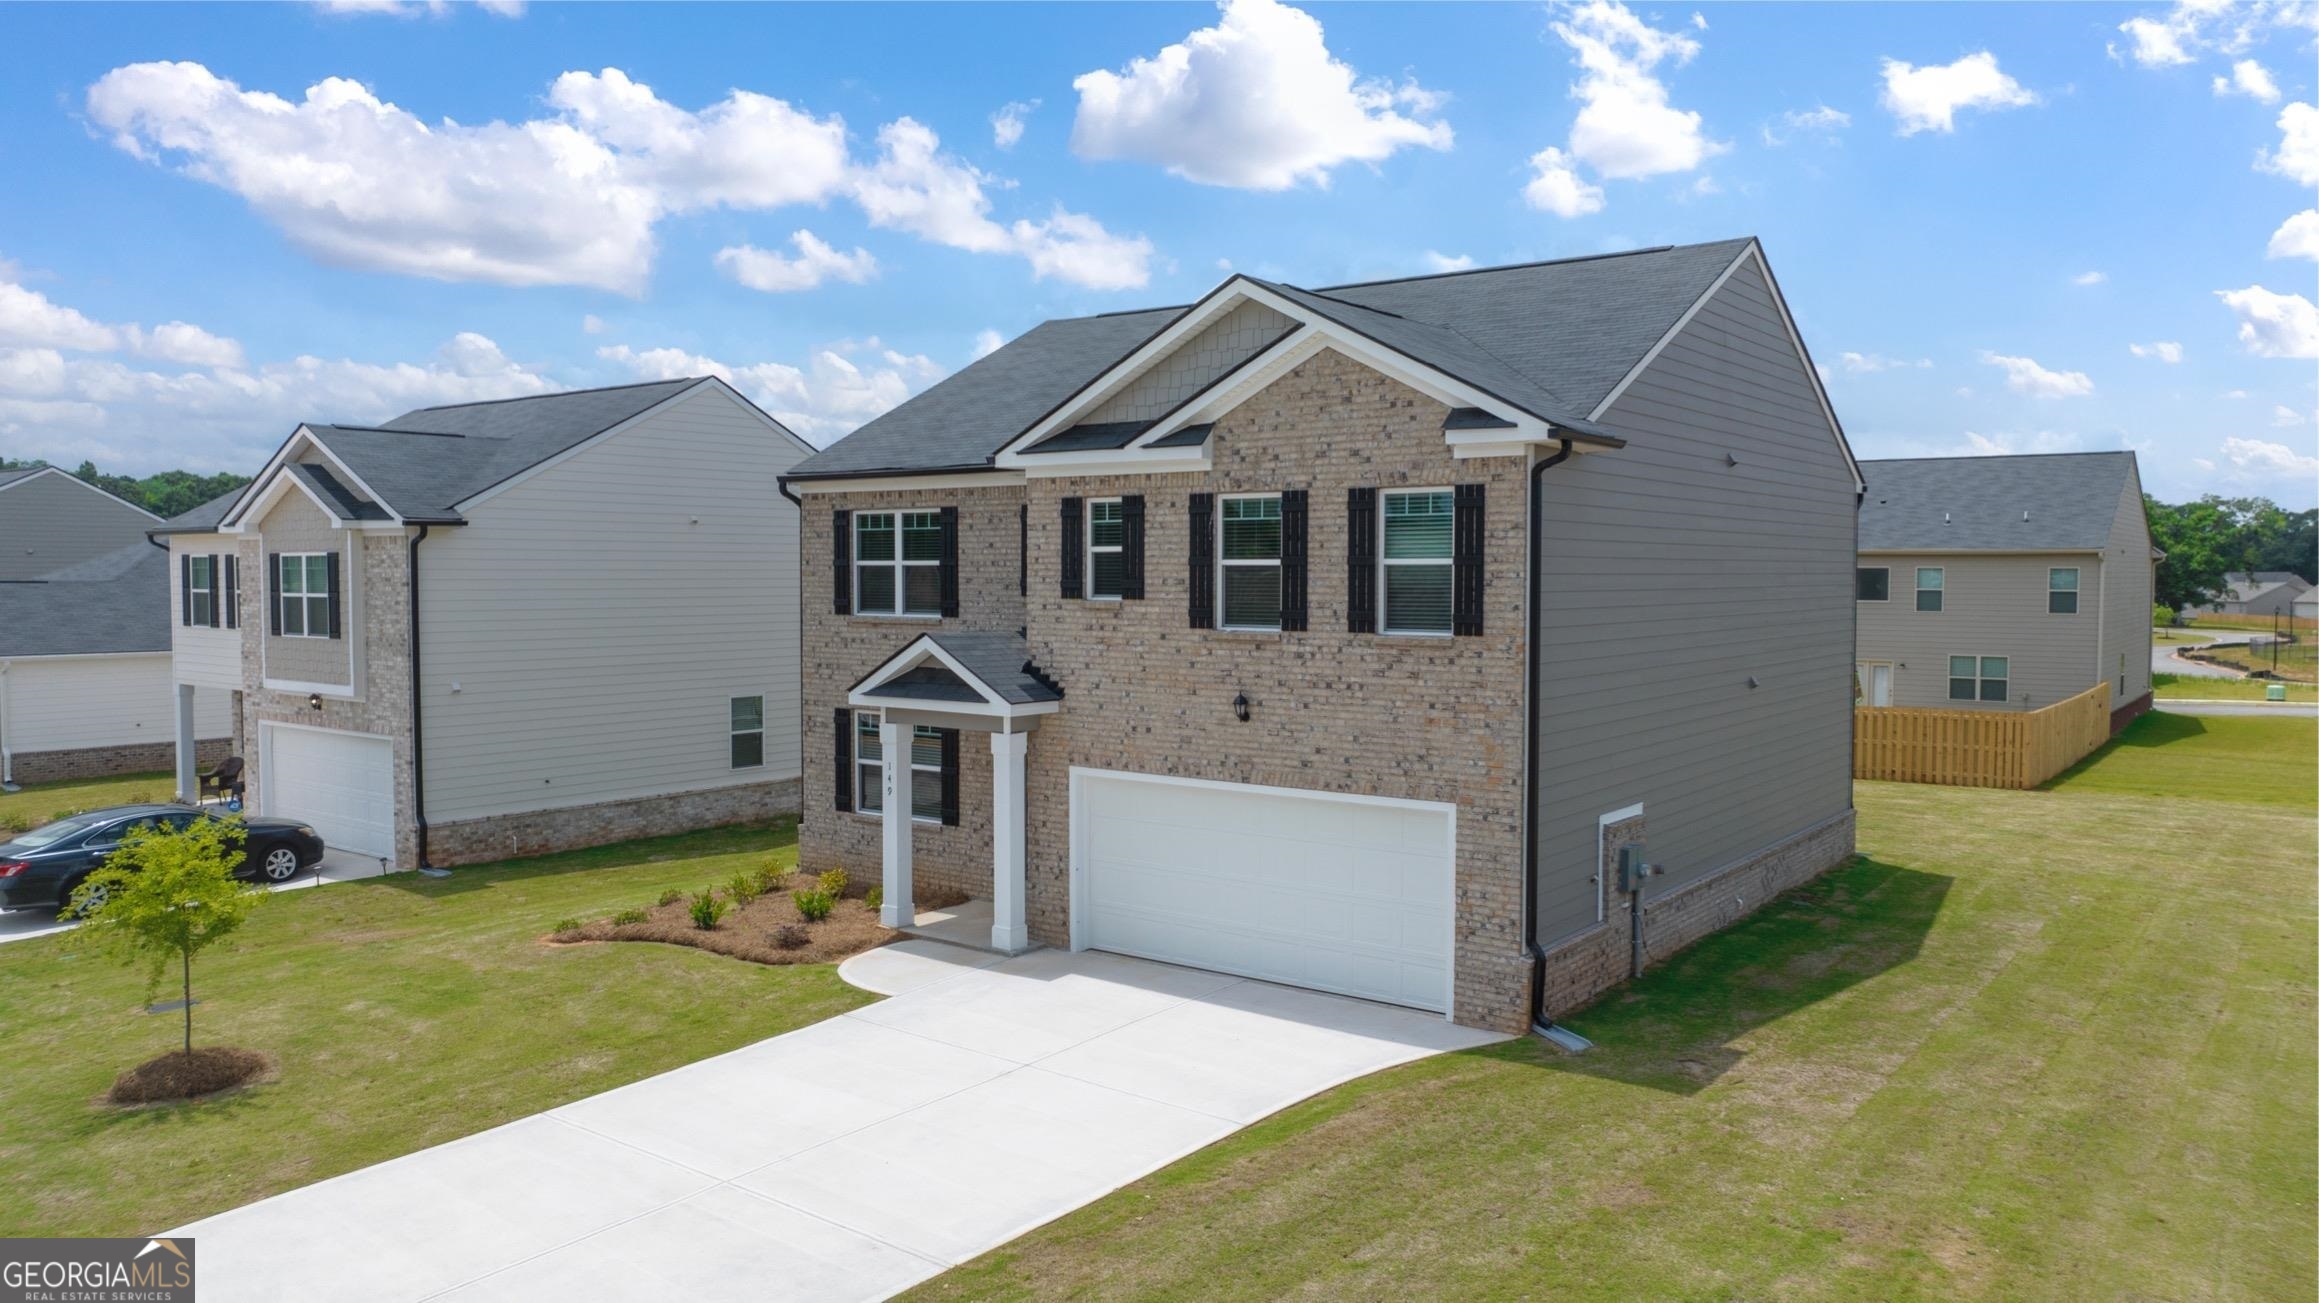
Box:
left=11, top=736, right=229, bottom=787
left=427, top=776, right=801, bottom=867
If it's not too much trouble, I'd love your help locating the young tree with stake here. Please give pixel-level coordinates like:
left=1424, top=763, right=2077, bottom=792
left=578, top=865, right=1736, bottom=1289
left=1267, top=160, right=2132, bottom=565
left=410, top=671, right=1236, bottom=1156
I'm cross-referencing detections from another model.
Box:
left=67, top=817, right=264, bottom=1055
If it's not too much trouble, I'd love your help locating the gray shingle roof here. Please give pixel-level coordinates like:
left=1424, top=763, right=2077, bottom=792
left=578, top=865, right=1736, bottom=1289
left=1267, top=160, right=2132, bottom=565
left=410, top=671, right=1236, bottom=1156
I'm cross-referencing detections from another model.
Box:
left=153, top=487, right=247, bottom=536
left=0, top=468, right=41, bottom=489
left=0, top=542, right=170, bottom=656
left=789, top=238, right=1750, bottom=479
left=1858, top=453, right=2139, bottom=552
left=853, top=630, right=1063, bottom=706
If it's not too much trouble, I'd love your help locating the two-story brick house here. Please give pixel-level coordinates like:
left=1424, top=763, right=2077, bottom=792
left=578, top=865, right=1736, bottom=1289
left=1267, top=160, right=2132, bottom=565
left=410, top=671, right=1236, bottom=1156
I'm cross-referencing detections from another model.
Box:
left=159, top=377, right=813, bottom=868
left=783, top=238, right=1864, bottom=1034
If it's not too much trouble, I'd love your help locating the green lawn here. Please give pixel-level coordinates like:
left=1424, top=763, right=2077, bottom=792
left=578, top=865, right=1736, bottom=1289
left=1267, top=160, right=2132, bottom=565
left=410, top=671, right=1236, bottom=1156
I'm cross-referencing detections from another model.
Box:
left=2153, top=672, right=2317, bottom=702
left=920, top=719, right=2317, bottom=1301
left=0, top=816, right=871, bottom=1238
left=0, top=770, right=176, bottom=828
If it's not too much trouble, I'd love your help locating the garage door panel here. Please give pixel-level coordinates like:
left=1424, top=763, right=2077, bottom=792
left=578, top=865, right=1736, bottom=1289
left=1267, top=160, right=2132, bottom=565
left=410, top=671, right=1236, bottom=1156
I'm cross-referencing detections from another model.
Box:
left=265, top=725, right=395, bottom=860
left=1079, top=774, right=1452, bottom=1013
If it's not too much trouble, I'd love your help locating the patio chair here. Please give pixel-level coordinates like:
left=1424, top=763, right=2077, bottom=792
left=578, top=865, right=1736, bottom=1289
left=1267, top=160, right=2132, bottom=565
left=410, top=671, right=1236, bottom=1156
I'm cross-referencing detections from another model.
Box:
left=199, top=755, right=245, bottom=802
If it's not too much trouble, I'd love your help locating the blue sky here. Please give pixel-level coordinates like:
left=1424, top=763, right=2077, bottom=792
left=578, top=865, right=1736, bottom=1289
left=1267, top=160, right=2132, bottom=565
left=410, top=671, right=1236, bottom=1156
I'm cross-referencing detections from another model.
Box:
left=0, top=0, right=2313, bottom=506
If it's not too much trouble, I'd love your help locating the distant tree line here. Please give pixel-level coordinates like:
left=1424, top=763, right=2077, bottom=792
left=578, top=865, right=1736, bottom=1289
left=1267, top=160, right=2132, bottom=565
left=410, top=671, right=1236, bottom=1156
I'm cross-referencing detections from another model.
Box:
left=0, top=457, right=251, bottom=521
left=2145, top=494, right=2317, bottom=611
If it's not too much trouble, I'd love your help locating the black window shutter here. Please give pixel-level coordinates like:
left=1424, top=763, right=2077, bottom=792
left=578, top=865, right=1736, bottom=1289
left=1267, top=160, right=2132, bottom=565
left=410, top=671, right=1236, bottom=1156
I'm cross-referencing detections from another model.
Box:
left=1188, top=493, right=1215, bottom=628
left=1059, top=496, right=1084, bottom=599
left=225, top=555, right=238, bottom=629
left=267, top=553, right=281, bottom=636
left=1453, top=483, right=1485, bottom=636
left=939, top=728, right=961, bottom=826
left=325, top=551, right=344, bottom=640
left=1280, top=489, right=1309, bottom=633
left=207, top=553, right=222, bottom=628
left=832, top=509, right=853, bottom=615
left=1121, top=495, right=1145, bottom=600
left=938, top=506, right=960, bottom=618
left=1018, top=503, right=1028, bottom=597
left=180, top=554, right=193, bottom=626
left=833, top=708, right=853, bottom=812
left=1346, top=487, right=1377, bottom=633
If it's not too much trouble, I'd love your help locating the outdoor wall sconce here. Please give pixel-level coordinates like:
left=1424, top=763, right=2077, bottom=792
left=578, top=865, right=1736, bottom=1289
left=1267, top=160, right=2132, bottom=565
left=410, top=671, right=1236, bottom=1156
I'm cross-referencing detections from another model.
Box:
left=1232, top=692, right=1251, bottom=723
left=308, top=693, right=323, bottom=711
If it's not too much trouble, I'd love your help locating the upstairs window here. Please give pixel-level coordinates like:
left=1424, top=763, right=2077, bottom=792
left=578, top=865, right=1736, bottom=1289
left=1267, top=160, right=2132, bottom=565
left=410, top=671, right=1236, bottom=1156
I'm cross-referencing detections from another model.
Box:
left=1219, top=495, right=1283, bottom=630
left=1381, top=489, right=1454, bottom=635
left=1915, top=566, right=1944, bottom=613
left=1088, top=499, right=1126, bottom=599
left=2048, top=567, right=2080, bottom=614
left=855, top=511, right=943, bottom=616
left=1948, top=654, right=2009, bottom=702
left=1856, top=567, right=1890, bottom=602
left=730, top=696, right=765, bottom=769
left=277, top=553, right=332, bottom=638
left=187, top=555, right=215, bottom=627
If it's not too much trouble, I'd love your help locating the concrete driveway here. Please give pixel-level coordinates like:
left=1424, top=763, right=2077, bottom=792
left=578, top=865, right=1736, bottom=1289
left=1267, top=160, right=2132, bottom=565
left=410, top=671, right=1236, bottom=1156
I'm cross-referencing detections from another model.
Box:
left=0, top=849, right=386, bottom=947
left=171, top=939, right=1501, bottom=1302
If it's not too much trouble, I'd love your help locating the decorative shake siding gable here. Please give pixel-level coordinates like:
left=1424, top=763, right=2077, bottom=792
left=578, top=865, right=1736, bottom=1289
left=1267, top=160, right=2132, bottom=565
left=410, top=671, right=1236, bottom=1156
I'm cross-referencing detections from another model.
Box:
left=1083, top=299, right=1295, bottom=427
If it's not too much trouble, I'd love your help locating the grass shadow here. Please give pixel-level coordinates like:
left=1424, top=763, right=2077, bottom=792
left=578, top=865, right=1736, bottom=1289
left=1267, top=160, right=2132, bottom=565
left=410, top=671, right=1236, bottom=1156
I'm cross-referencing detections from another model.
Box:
left=373, top=818, right=799, bottom=898
left=1534, top=855, right=1952, bottom=1095
left=2041, top=711, right=2206, bottom=791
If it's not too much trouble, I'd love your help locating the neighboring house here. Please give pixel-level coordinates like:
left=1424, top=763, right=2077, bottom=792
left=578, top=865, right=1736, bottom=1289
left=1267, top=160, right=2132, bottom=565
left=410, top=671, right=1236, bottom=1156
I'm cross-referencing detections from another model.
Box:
left=781, top=237, right=1863, bottom=1034
left=160, top=378, right=812, bottom=868
left=2294, top=590, right=2318, bottom=623
left=1855, top=452, right=2155, bottom=720
left=2200, top=571, right=2312, bottom=619
left=0, top=465, right=165, bottom=580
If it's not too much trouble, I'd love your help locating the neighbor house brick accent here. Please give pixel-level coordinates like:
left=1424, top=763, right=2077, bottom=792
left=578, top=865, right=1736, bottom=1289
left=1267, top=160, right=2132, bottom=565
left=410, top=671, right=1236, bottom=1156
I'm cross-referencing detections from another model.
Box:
left=9, top=736, right=229, bottom=787
left=427, top=777, right=801, bottom=867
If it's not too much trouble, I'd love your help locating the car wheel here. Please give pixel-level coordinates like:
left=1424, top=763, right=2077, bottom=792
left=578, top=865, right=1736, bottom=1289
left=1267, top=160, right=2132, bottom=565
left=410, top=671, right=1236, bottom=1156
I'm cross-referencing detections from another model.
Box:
left=259, top=846, right=303, bottom=884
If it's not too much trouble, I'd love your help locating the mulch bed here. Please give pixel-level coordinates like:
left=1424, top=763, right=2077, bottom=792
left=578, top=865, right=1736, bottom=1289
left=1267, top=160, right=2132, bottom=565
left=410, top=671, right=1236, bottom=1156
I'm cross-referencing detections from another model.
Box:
left=548, top=878, right=969, bottom=967
left=107, top=1047, right=272, bottom=1105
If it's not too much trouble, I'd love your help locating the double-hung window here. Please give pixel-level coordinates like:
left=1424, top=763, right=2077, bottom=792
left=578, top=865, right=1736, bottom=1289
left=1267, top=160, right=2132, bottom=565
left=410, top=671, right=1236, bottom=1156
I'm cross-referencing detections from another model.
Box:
left=854, top=511, right=943, bottom=616
left=1856, top=567, right=1890, bottom=602
left=187, top=556, right=215, bottom=626
left=853, top=712, right=943, bottom=821
left=1914, top=566, right=1944, bottom=612
left=1087, top=499, right=1126, bottom=600
left=277, top=554, right=331, bottom=637
left=730, top=696, right=765, bottom=769
left=2048, top=567, right=2079, bottom=614
left=1219, top=495, right=1283, bottom=630
left=1948, top=655, right=2009, bottom=702
left=1381, top=489, right=1454, bottom=634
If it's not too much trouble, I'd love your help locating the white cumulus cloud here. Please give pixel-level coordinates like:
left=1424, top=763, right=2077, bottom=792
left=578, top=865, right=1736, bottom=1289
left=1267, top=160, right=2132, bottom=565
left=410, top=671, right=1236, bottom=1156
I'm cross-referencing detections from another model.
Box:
left=2213, top=58, right=2283, bottom=101
left=1761, top=104, right=1849, bottom=145
left=2272, top=404, right=2306, bottom=427
left=2220, top=435, right=2319, bottom=479
left=1522, top=146, right=1606, bottom=217
left=2260, top=101, right=2319, bottom=185
left=990, top=100, right=1037, bottom=150
left=2216, top=284, right=2319, bottom=357
left=1880, top=52, right=2037, bottom=135
left=0, top=280, right=121, bottom=351
left=2114, top=1, right=2319, bottom=69
left=1839, top=351, right=1931, bottom=373
left=1069, top=0, right=1451, bottom=190
left=1420, top=251, right=1475, bottom=272
left=713, top=230, right=878, bottom=293
left=2269, top=209, right=2319, bottom=259
left=971, top=329, right=1006, bottom=360
left=2128, top=340, right=2184, bottom=363
left=1981, top=350, right=2094, bottom=397
left=598, top=337, right=944, bottom=444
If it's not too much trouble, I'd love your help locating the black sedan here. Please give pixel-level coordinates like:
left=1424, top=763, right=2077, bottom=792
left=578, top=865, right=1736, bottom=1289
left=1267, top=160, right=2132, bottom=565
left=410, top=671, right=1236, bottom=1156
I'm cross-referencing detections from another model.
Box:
left=0, top=804, right=325, bottom=914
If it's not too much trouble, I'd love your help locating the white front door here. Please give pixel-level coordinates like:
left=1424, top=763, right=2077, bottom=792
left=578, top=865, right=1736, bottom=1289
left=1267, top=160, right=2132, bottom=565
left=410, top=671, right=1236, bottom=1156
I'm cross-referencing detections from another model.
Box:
left=262, top=723, right=396, bottom=860
left=1857, top=662, right=1893, bottom=707
left=1073, top=770, right=1455, bottom=1013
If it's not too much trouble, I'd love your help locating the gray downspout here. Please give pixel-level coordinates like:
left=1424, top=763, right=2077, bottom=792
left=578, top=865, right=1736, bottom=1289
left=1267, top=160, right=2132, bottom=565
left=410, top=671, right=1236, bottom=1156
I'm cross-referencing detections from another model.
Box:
left=1524, top=438, right=1576, bottom=1038
left=408, top=525, right=433, bottom=870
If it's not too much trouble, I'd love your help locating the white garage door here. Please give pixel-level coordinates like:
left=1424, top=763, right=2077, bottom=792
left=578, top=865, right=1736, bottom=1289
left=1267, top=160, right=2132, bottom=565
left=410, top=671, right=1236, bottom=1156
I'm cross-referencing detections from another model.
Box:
left=263, top=724, right=396, bottom=860
left=1076, top=772, right=1454, bottom=1013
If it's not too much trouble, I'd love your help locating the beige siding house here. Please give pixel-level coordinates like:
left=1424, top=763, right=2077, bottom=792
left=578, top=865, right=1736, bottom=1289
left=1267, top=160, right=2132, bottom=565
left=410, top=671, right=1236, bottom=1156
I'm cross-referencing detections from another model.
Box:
left=782, top=237, right=1863, bottom=1034
left=160, top=378, right=811, bottom=868
left=1855, top=452, right=2155, bottom=719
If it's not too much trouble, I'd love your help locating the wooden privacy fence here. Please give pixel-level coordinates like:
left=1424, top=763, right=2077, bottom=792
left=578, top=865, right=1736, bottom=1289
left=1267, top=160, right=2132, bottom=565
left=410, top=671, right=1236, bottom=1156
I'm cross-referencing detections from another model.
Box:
left=1855, top=682, right=2113, bottom=789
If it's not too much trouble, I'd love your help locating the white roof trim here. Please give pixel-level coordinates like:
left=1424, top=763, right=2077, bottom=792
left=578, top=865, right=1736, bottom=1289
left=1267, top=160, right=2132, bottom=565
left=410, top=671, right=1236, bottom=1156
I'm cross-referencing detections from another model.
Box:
left=219, top=427, right=404, bottom=531
left=0, top=465, right=164, bottom=522
left=789, top=470, right=1025, bottom=494
left=847, top=635, right=1060, bottom=721
left=994, top=279, right=1260, bottom=461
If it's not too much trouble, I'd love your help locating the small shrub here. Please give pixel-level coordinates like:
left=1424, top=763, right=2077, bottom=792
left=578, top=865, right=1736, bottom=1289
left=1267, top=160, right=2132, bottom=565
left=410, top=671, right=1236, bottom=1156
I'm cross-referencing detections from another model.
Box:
left=689, top=890, right=729, bottom=930
left=726, top=869, right=761, bottom=908
left=864, top=885, right=883, bottom=913
left=817, top=868, right=849, bottom=896
left=550, top=917, right=582, bottom=935
left=793, top=887, right=835, bottom=922
left=756, top=858, right=788, bottom=893
left=773, top=924, right=810, bottom=950
left=611, top=907, right=649, bottom=926
left=657, top=887, right=685, bottom=907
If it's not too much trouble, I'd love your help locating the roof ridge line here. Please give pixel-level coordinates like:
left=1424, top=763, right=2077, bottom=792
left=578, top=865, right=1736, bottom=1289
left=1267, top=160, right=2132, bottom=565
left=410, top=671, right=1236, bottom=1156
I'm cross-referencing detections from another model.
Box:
left=1314, top=241, right=1707, bottom=293
left=400, top=375, right=701, bottom=415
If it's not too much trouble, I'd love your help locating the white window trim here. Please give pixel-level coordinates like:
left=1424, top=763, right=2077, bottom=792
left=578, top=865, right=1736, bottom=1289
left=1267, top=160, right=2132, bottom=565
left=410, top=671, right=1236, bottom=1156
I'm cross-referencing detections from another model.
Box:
left=1947, top=652, right=2010, bottom=703
left=1914, top=566, right=1944, bottom=613
left=852, top=710, right=943, bottom=825
left=730, top=695, right=765, bottom=770
left=1856, top=565, right=1891, bottom=602
left=853, top=510, right=943, bottom=618
left=1086, top=498, right=1125, bottom=601
left=1379, top=487, right=1455, bottom=638
left=2048, top=566, right=2080, bottom=615
left=1217, top=492, right=1284, bottom=633
left=276, top=551, right=332, bottom=640
left=187, top=555, right=215, bottom=628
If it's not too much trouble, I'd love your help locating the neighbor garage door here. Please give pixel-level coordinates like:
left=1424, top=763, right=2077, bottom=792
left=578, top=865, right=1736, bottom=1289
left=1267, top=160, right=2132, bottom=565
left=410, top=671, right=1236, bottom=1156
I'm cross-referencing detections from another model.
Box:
left=263, top=724, right=396, bottom=860
left=1076, top=771, right=1454, bottom=1012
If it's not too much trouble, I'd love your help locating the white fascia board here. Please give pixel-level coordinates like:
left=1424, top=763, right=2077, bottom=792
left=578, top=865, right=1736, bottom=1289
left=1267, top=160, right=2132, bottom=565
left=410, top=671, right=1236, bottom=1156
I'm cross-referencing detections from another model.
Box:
left=0, top=466, right=165, bottom=522
left=848, top=637, right=1061, bottom=721
left=219, top=428, right=404, bottom=532
left=1018, top=447, right=1212, bottom=479
left=455, top=377, right=728, bottom=511
left=790, top=470, right=1024, bottom=494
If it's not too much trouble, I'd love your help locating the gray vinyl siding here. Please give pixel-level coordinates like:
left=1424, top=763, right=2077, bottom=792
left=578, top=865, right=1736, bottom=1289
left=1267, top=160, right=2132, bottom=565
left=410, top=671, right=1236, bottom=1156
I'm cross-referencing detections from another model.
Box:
left=1856, top=552, right=2103, bottom=710
left=254, top=490, right=355, bottom=689
left=2098, top=478, right=2154, bottom=708
left=168, top=535, right=242, bottom=692
left=0, top=471, right=156, bottom=579
left=417, top=385, right=806, bottom=823
left=1531, top=257, right=1857, bottom=945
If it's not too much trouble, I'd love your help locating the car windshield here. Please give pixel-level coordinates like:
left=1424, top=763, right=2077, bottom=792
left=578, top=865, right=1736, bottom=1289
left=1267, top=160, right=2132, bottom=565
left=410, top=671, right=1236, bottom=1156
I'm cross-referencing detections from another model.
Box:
left=7, top=815, right=106, bottom=850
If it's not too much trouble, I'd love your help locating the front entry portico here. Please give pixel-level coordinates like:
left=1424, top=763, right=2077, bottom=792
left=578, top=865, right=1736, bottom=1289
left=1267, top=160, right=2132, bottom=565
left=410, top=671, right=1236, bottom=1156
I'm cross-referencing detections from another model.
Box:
left=847, top=631, right=1061, bottom=954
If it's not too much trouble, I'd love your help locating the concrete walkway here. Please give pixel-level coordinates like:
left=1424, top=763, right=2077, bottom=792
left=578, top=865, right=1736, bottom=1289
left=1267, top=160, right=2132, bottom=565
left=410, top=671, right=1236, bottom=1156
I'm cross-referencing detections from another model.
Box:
left=171, top=939, right=1501, bottom=1302
left=2156, top=699, right=2318, bottom=717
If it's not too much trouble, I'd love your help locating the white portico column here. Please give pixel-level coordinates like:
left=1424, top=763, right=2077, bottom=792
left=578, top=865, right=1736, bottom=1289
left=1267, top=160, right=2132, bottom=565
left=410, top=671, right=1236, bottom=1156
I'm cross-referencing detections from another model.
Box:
left=990, top=729, right=1029, bottom=952
left=879, top=716, right=913, bottom=928
left=173, top=684, right=199, bottom=804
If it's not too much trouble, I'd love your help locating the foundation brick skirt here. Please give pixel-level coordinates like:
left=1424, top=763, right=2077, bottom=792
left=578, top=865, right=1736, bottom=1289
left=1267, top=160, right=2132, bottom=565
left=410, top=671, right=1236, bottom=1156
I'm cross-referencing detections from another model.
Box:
left=2110, top=691, right=2154, bottom=735
left=424, top=777, right=802, bottom=868
left=1537, top=808, right=1858, bottom=1020
left=10, top=737, right=230, bottom=787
